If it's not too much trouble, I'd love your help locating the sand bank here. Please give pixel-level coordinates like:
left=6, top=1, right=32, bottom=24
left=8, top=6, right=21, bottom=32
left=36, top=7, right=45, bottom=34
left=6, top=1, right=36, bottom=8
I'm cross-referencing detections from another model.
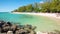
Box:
left=12, top=12, right=60, bottom=19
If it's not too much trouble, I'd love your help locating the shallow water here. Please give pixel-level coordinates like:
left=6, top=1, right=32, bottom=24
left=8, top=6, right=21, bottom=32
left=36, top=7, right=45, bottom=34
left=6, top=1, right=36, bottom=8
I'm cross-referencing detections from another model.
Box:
left=0, top=12, right=60, bottom=32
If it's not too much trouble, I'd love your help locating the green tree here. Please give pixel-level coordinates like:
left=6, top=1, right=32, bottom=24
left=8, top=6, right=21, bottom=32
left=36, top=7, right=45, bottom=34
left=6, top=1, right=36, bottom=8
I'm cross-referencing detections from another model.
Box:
left=33, top=3, right=40, bottom=12
left=40, top=2, right=50, bottom=13
left=18, top=6, right=26, bottom=12
left=12, top=0, right=60, bottom=13
left=40, top=0, right=60, bottom=13
left=25, top=4, right=33, bottom=12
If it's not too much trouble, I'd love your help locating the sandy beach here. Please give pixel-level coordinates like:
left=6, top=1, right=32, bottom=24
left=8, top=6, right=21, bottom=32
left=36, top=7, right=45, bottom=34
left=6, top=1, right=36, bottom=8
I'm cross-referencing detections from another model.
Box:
left=12, top=12, right=60, bottom=19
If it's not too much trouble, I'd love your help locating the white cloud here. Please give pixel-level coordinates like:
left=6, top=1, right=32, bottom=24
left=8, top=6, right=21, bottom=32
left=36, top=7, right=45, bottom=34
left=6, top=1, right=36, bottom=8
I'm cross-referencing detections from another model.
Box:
left=40, top=1, right=44, bottom=3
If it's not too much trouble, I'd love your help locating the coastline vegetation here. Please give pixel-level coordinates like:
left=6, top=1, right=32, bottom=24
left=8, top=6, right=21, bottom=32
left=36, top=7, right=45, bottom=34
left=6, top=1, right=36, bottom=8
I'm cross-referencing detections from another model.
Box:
left=12, top=0, right=60, bottom=13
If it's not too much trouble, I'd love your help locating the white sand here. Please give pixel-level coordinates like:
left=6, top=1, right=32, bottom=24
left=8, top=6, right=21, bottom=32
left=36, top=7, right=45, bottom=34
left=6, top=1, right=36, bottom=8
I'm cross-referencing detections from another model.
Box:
left=12, top=12, right=60, bottom=19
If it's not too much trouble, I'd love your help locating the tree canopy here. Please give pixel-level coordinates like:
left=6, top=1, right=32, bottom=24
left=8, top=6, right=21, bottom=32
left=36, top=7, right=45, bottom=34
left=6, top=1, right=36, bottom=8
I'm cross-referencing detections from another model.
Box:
left=12, top=0, right=60, bottom=13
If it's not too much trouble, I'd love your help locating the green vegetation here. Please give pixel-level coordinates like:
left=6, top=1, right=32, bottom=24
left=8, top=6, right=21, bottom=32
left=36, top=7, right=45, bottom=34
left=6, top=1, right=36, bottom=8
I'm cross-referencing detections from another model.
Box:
left=12, top=0, right=60, bottom=13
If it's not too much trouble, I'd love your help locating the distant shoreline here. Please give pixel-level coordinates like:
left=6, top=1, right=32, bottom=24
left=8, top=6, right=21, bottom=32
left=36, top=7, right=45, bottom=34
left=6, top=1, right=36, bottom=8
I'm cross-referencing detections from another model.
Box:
left=12, top=12, right=60, bottom=19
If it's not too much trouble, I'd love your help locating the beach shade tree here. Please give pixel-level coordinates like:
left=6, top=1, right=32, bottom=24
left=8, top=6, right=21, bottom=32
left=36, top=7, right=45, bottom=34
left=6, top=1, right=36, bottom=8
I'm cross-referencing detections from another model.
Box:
left=49, top=2, right=57, bottom=13
left=51, top=0, right=60, bottom=13
left=12, top=0, right=60, bottom=13
left=33, top=3, right=41, bottom=12
left=17, top=6, right=26, bottom=12
left=40, top=2, right=51, bottom=13
left=39, top=0, right=60, bottom=13
left=56, top=5, right=60, bottom=13
left=13, top=9, right=18, bottom=12
left=25, top=4, right=33, bottom=12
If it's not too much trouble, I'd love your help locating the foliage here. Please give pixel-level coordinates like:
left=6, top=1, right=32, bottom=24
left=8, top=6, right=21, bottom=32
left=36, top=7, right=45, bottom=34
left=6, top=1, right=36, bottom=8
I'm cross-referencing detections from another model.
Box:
left=12, top=0, right=60, bottom=13
left=40, top=0, right=60, bottom=13
left=25, top=4, right=33, bottom=12
left=18, top=6, right=26, bottom=12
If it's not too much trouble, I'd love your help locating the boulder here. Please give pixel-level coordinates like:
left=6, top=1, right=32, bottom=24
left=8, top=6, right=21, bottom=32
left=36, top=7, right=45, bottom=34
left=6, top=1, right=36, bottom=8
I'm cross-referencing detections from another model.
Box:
left=2, top=26, right=11, bottom=33
left=0, top=21, right=5, bottom=28
left=7, top=22, right=12, bottom=26
left=29, top=31, right=36, bottom=34
left=15, top=29, right=27, bottom=34
left=11, top=25, right=17, bottom=33
left=7, top=31, right=13, bottom=34
left=0, top=20, right=36, bottom=34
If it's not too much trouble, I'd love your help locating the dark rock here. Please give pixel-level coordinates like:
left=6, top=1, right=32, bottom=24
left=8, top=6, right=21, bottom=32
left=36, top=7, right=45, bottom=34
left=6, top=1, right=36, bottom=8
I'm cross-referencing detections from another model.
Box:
left=24, top=24, right=32, bottom=29
left=15, top=29, right=27, bottom=34
left=0, top=20, right=36, bottom=34
left=7, top=22, right=12, bottom=26
left=0, top=21, right=5, bottom=28
left=2, top=25, right=11, bottom=33
left=11, top=25, right=17, bottom=33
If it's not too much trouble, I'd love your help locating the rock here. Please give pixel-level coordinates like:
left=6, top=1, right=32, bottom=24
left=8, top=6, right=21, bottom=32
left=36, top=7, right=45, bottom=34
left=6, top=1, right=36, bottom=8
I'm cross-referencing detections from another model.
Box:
left=0, top=20, right=36, bottom=34
left=2, top=26, right=11, bottom=32
left=24, top=24, right=32, bottom=29
left=0, top=21, right=5, bottom=28
left=0, top=33, right=6, bottom=34
left=2, top=23, right=9, bottom=27
left=0, top=28, right=1, bottom=33
left=1, top=23, right=11, bottom=33
left=11, top=25, right=17, bottom=30
left=7, top=31, right=13, bottom=34
left=31, top=26, right=36, bottom=30
left=11, top=25, right=17, bottom=33
left=29, top=31, right=36, bottom=34
left=15, top=29, right=27, bottom=34
left=7, top=22, right=12, bottom=26
left=24, top=24, right=36, bottom=30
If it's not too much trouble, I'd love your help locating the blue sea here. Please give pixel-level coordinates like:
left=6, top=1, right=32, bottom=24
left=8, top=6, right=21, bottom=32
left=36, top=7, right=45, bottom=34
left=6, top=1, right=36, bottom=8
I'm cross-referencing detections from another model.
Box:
left=0, top=12, right=36, bottom=24
left=0, top=12, right=60, bottom=32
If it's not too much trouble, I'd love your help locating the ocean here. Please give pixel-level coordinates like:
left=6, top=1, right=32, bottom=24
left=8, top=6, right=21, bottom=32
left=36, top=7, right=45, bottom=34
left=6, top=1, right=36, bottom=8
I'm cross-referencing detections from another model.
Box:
left=0, top=12, right=60, bottom=32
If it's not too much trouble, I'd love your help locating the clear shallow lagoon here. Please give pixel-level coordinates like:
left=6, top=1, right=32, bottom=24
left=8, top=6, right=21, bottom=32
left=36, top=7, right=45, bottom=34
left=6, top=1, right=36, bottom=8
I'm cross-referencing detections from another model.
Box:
left=0, top=12, right=60, bottom=32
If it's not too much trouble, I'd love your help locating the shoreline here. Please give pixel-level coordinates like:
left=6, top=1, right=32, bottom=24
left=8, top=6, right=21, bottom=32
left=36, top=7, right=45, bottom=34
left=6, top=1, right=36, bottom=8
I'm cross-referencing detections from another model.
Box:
left=12, top=12, right=60, bottom=19
left=11, top=12, right=60, bottom=34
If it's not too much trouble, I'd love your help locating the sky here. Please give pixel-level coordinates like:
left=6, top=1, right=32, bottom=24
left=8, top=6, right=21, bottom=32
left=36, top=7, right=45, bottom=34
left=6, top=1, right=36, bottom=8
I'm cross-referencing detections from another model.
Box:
left=0, top=0, right=44, bottom=12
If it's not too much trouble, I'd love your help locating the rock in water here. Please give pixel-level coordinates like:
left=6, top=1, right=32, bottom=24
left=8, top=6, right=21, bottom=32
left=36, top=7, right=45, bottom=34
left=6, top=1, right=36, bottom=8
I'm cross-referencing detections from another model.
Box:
left=7, top=22, right=12, bottom=26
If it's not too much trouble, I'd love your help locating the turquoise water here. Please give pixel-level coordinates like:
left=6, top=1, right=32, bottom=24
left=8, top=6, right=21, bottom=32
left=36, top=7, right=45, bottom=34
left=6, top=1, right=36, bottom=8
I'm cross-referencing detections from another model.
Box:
left=0, top=12, right=60, bottom=32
